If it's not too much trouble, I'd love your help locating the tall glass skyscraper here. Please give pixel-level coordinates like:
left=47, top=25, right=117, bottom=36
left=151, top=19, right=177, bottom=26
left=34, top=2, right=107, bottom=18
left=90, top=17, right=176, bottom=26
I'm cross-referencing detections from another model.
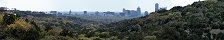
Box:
left=137, top=6, right=141, bottom=16
left=69, top=10, right=72, bottom=14
left=155, top=3, right=159, bottom=12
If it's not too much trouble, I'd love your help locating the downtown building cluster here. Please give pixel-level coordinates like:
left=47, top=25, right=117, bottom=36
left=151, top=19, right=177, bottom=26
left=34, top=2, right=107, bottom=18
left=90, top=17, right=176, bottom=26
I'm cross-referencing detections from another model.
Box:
left=49, top=3, right=167, bottom=17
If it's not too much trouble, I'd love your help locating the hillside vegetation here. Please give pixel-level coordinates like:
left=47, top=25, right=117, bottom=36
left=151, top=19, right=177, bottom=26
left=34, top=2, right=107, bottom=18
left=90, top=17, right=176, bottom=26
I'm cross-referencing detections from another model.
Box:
left=106, top=0, right=224, bottom=40
left=1, top=0, right=224, bottom=40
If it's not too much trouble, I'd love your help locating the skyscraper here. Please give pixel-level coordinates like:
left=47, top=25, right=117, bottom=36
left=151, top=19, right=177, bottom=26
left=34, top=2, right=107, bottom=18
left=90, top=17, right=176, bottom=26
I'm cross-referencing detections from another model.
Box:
left=84, top=11, right=87, bottom=14
left=69, top=10, right=72, bottom=14
left=144, top=11, right=149, bottom=16
left=123, top=8, right=126, bottom=12
left=155, top=3, right=159, bottom=12
left=137, top=6, right=141, bottom=16
left=95, top=11, right=99, bottom=16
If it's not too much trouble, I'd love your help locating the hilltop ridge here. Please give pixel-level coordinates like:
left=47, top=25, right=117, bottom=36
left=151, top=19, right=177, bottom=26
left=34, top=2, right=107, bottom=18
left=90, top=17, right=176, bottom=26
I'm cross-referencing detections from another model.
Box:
left=105, top=0, right=224, bottom=40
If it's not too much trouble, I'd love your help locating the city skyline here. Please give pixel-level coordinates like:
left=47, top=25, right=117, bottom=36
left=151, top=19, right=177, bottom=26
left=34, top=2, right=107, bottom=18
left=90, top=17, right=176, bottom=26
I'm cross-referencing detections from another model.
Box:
left=1, top=0, right=202, bottom=12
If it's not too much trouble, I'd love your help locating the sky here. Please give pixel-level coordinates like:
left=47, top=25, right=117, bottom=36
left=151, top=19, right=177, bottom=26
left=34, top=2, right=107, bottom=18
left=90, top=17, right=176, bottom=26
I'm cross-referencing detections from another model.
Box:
left=0, top=0, right=202, bottom=12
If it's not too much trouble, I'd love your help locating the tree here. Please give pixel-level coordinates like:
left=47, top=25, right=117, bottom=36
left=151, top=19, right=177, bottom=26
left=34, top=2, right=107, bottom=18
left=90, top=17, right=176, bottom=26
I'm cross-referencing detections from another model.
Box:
left=213, top=33, right=224, bottom=40
left=3, top=14, right=16, bottom=25
left=217, top=0, right=224, bottom=2
left=5, top=19, right=43, bottom=40
left=77, top=34, right=92, bottom=40
left=144, top=36, right=156, bottom=40
left=170, top=6, right=183, bottom=12
left=205, top=0, right=218, bottom=3
left=47, top=27, right=63, bottom=36
left=0, top=7, right=7, bottom=12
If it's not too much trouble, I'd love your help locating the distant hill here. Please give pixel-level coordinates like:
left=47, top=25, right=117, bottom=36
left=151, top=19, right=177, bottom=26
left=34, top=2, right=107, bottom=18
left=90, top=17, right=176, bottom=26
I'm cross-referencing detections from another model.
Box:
left=74, top=15, right=136, bottom=24
left=106, top=1, right=224, bottom=40
left=14, top=11, right=104, bottom=32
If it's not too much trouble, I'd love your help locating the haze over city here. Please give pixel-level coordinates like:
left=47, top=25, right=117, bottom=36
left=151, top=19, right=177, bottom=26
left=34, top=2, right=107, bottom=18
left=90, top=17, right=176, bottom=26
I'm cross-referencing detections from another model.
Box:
left=1, top=0, right=202, bottom=12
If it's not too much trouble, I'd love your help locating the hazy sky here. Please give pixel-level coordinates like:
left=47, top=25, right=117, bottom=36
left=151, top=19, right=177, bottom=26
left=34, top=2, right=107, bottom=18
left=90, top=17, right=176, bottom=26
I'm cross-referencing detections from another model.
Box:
left=1, top=0, right=202, bottom=12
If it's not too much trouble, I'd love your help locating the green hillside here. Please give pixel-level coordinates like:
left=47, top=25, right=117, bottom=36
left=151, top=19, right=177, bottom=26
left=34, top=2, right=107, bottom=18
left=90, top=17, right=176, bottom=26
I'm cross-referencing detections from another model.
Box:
left=1, top=0, right=224, bottom=40
left=106, top=0, right=224, bottom=40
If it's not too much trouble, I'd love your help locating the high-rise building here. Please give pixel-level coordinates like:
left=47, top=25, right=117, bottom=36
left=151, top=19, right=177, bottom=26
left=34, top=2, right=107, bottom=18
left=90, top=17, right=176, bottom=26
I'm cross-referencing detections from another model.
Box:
left=130, top=10, right=136, bottom=15
left=103, top=11, right=115, bottom=16
left=69, top=10, right=72, bottom=14
left=144, top=11, right=149, bottom=16
left=119, top=12, right=126, bottom=16
left=137, top=6, right=141, bottom=16
left=95, top=11, right=99, bottom=16
left=126, top=10, right=131, bottom=16
left=123, top=8, right=126, bottom=12
left=84, top=11, right=87, bottom=14
left=50, top=11, right=57, bottom=14
left=122, top=7, right=142, bottom=16
left=155, top=3, right=159, bottom=12
left=58, top=12, right=62, bottom=15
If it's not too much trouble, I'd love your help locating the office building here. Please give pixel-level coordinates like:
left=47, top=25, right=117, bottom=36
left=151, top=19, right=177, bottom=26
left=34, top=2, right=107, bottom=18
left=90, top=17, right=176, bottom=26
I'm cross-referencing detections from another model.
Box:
left=155, top=3, right=159, bottom=12
left=95, top=11, right=99, bottom=16
left=144, top=11, right=149, bottom=16
left=84, top=11, right=87, bottom=14
left=69, top=10, right=72, bottom=14
left=137, top=6, right=141, bottom=16
left=103, top=11, right=115, bottom=16
left=50, top=11, right=57, bottom=14
left=121, top=7, right=142, bottom=16
left=119, top=12, right=126, bottom=16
